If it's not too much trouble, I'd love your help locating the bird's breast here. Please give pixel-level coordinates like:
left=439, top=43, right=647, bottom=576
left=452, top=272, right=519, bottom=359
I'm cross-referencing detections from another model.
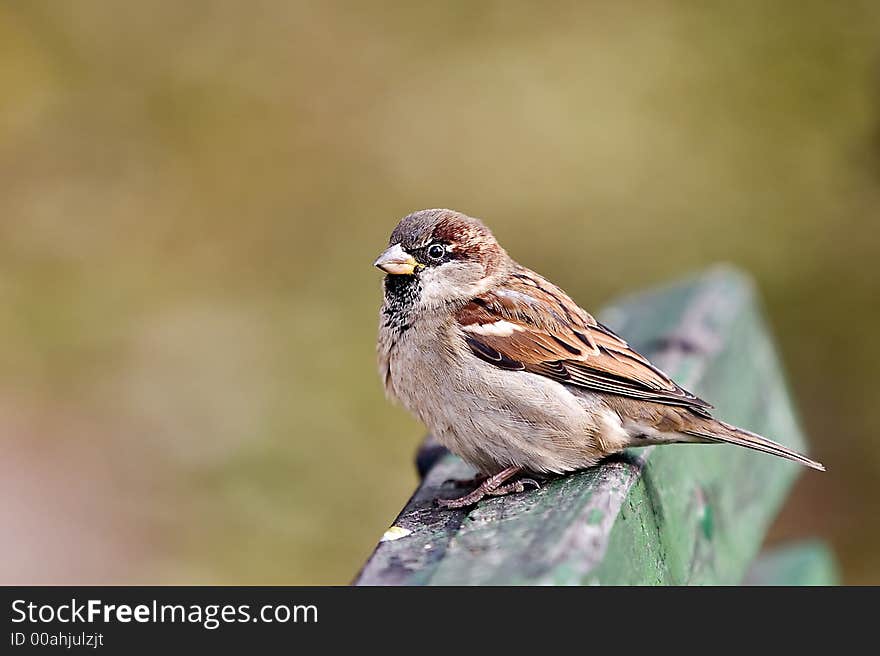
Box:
left=382, top=320, right=611, bottom=474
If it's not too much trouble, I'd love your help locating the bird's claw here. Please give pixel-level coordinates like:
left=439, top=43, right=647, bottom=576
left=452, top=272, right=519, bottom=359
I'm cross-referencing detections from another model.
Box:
left=435, top=468, right=540, bottom=508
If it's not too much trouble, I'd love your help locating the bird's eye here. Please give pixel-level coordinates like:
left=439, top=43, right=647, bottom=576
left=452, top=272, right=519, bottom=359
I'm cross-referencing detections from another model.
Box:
left=427, top=243, right=445, bottom=260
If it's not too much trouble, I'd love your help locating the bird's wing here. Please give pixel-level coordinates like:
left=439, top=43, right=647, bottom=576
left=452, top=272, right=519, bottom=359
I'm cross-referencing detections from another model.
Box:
left=455, top=268, right=713, bottom=415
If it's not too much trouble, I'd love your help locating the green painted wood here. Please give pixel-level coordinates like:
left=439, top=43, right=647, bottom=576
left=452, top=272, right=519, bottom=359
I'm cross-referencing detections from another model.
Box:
left=744, top=541, right=839, bottom=586
left=354, top=266, right=820, bottom=585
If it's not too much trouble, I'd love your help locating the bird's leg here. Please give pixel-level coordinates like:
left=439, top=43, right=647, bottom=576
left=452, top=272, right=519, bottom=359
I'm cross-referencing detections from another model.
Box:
left=436, top=466, right=527, bottom=508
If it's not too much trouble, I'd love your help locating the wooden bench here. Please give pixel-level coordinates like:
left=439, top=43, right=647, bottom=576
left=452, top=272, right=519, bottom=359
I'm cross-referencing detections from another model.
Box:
left=354, top=267, right=837, bottom=585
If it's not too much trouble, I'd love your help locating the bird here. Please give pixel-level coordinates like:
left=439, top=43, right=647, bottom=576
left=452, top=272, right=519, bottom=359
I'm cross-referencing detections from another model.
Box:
left=374, top=209, right=825, bottom=508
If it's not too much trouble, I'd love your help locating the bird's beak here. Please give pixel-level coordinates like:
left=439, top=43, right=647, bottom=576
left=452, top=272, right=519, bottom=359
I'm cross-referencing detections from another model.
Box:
left=373, top=243, right=418, bottom=275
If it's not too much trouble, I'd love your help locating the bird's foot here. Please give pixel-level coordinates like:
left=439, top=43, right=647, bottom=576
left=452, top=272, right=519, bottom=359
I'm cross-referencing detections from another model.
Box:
left=486, top=478, right=541, bottom=496
left=436, top=466, right=536, bottom=509
left=436, top=487, right=490, bottom=509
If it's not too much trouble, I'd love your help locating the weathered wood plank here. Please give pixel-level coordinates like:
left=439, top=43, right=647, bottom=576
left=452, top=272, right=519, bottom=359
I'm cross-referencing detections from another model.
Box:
left=354, top=266, right=817, bottom=585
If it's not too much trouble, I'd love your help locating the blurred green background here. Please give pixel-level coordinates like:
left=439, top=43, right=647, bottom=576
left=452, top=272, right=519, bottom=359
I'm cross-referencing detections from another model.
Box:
left=1, top=1, right=878, bottom=584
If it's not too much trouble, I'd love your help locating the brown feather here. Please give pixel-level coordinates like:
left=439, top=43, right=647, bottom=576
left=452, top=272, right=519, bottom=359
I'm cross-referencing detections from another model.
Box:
left=456, top=266, right=713, bottom=415
left=603, top=395, right=825, bottom=471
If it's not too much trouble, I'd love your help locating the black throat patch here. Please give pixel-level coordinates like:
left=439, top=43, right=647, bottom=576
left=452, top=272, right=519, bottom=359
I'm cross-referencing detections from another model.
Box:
left=382, top=274, right=421, bottom=335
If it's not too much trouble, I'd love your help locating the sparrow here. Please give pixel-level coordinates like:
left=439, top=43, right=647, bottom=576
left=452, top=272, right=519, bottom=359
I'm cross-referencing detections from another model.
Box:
left=374, top=209, right=825, bottom=508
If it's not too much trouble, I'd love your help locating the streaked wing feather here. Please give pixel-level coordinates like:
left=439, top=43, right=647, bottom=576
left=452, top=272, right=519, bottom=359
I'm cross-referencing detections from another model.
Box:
left=456, top=267, right=712, bottom=415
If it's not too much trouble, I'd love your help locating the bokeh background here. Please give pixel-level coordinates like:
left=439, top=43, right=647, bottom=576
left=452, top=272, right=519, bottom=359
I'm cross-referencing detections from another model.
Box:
left=2, top=1, right=878, bottom=584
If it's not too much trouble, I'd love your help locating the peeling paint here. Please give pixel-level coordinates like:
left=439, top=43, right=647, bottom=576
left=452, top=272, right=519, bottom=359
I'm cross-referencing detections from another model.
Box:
left=380, top=526, right=412, bottom=542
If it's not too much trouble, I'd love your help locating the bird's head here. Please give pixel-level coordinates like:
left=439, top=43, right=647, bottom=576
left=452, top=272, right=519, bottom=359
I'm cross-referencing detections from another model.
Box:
left=374, top=209, right=510, bottom=312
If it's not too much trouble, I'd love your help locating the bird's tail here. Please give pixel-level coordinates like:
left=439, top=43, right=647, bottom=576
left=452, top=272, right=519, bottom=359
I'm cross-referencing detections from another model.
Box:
left=682, top=419, right=825, bottom=471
